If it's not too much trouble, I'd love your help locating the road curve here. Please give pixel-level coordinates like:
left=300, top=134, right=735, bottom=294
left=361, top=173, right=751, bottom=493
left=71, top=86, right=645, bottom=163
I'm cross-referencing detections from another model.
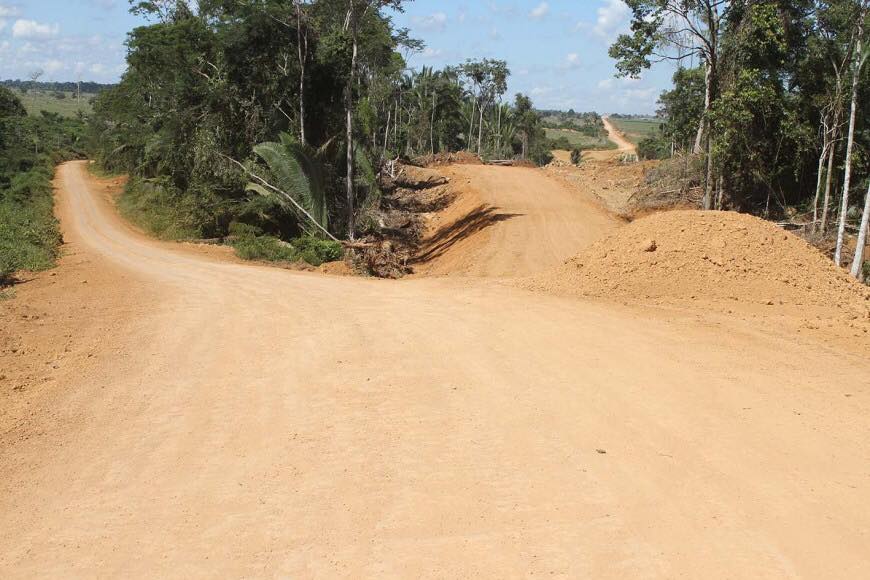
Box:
left=1, top=161, right=870, bottom=578
left=602, top=116, right=638, bottom=154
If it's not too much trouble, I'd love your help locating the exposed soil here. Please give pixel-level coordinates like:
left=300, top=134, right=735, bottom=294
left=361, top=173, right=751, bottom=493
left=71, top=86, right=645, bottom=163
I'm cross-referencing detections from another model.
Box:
left=2, top=161, right=870, bottom=578
left=526, top=209, right=870, bottom=353
left=411, top=164, right=619, bottom=277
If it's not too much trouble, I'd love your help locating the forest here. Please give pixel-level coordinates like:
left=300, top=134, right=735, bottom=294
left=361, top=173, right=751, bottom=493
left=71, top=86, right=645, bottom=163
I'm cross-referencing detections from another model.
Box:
left=87, top=0, right=550, bottom=258
left=615, top=0, right=870, bottom=277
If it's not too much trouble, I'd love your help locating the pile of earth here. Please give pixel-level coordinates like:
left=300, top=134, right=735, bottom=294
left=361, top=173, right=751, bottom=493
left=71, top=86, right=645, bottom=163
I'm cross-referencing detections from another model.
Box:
left=413, top=151, right=482, bottom=167
left=527, top=210, right=870, bottom=319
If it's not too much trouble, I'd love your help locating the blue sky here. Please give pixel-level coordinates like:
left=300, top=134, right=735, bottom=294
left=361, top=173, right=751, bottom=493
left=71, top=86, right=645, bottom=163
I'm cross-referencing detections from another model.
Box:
left=0, top=0, right=678, bottom=113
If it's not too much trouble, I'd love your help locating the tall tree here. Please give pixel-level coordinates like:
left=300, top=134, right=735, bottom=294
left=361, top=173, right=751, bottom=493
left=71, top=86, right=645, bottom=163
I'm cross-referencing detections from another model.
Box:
left=835, top=6, right=867, bottom=266
left=610, top=0, right=731, bottom=210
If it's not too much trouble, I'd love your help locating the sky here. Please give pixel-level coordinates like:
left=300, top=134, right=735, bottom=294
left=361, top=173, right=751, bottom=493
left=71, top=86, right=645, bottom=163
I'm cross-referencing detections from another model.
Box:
left=0, top=0, right=682, bottom=114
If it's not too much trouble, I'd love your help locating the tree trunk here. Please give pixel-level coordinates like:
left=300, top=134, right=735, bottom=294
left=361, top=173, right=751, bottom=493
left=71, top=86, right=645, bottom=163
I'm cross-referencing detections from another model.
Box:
left=812, top=136, right=829, bottom=231
left=821, top=133, right=837, bottom=232
left=703, top=132, right=714, bottom=210
left=345, top=8, right=360, bottom=240
left=296, top=0, right=307, bottom=145
left=477, top=100, right=485, bottom=157
left=835, top=21, right=864, bottom=266
left=850, top=179, right=870, bottom=277
left=468, top=99, right=475, bottom=151
left=496, top=103, right=502, bottom=157
left=382, top=107, right=391, bottom=160
left=694, top=61, right=713, bottom=155
left=430, top=91, right=436, bottom=156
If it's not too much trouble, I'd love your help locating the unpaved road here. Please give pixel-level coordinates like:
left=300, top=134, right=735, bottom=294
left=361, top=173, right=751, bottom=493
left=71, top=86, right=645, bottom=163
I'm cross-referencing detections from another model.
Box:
left=413, top=164, right=619, bottom=277
left=2, top=161, right=870, bottom=578
left=602, top=116, right=637, bottom=154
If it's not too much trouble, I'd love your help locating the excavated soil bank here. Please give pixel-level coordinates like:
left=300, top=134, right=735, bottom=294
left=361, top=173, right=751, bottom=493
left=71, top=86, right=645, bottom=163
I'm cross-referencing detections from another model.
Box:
left=527, top=210, right=870, bottom=337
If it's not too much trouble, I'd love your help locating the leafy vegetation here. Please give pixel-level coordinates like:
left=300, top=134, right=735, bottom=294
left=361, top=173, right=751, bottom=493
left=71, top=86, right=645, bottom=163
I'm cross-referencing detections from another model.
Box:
left=611, top=0, right=870, bottom=278
left=607, top=117, right=661, bottom=145
left=90, top=0, right=552, bottom=252
left=0, top=86, right=87, bottom=283
left=6, top=89, right=95, bottom=117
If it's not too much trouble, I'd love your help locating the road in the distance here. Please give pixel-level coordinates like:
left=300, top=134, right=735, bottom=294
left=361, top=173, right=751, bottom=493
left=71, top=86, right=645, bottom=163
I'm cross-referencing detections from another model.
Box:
left=1, top=161, right=869, bottom=578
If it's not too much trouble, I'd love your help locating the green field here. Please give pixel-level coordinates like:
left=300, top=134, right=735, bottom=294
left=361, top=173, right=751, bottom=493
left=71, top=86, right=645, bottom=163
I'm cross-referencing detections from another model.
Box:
left=12, top=89, right=95, bottom=117
left=608, top=117, right=662, bottom=145
left=545, top=128, right=615, bottom=150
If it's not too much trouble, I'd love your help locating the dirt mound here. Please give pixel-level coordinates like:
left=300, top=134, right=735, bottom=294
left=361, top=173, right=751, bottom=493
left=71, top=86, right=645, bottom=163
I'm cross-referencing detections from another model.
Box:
left=415, top=151, right=482, bottom=167
left=528, top=210, right=870, bottom=317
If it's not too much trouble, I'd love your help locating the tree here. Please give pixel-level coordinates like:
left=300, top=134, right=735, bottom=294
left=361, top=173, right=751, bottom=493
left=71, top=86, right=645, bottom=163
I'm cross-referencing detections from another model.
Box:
left=460, top=59, right=508, bottom=157
left=245, top=132, right=333, bottom=238
left=658, top=67, right=705, bottom=154
left=341, top=0, right=409, bottom=240
left=610, top=0, right=732, bottom=209
left=835, top=6, right=867, bottom=266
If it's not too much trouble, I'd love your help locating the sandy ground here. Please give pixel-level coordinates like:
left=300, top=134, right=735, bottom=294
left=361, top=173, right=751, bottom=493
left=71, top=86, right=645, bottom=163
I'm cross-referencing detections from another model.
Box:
left=2, top=161, right=870, bottom=578
left=412, top=164, right=619, bottom=277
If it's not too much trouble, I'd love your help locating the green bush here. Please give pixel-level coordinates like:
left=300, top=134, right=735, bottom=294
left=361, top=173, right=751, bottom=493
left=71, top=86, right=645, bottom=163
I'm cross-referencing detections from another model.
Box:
left=637, top=132, right=672, bottom=160
left=117, top=178, right=207, bottom=240
left=229, top=222, right=343, bottom=266
left=570, top=148, right=582, bottom=165
left=0, top=168, right=62, bottom=282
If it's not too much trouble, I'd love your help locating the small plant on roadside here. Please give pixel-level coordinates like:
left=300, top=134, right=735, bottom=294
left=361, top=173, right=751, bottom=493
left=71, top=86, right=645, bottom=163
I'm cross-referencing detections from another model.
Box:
left=570, top=148, right=582, bottom=166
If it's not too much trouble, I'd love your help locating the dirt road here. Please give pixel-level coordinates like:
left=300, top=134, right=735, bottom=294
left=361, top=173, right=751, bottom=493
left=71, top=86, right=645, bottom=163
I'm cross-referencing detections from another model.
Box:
left=2, top=161, right=870, bottom=578
left=412, top=164, right=619, bottom=277
left=602, top=116, right=637, bottom=154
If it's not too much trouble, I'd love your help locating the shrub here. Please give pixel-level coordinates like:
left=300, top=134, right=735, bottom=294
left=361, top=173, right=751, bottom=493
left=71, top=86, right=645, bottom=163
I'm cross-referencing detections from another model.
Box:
left=117, top=178, right=207, bottom=240
left=570, top=148, right=582, bottom=165
left=229, top=222, right=343, bottom=266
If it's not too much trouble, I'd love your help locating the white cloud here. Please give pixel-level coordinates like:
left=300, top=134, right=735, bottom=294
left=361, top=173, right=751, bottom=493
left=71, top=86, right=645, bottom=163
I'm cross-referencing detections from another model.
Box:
left=12, top=19, right=60, bottom=40
left=89, top=0, right=119, bottom=9
left=42, top=59, right=64, bottom=75
left=530, top=2, right=549, bottom=20
left=0, top=5, right=21, bottom=18
left=89, top=63, right=106, bottom=75
left=0, top=19, right=6, bottom=32
left=420, top=47, right=443, bottom=60
left=565, top=53, right=581, bottom=69
left=597, top=76, right=640, bottom=90
left=412, top=12, right=448, bottom=32
left=489, top=27, right=501, bottom=41
left=594, top=0, right=629, bottom=40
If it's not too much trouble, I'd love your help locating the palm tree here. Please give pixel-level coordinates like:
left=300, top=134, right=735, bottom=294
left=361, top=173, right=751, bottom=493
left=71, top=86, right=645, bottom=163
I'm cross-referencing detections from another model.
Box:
left=246, top=132, right=332, bottom=238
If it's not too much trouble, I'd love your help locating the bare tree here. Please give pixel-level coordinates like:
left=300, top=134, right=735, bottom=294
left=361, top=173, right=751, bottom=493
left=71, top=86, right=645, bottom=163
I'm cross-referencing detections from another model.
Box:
left=834, top=13, right=867, bottom=266
left=851, top=179, right=870, bottom=278
left=295, top=0, right=309, bottom=145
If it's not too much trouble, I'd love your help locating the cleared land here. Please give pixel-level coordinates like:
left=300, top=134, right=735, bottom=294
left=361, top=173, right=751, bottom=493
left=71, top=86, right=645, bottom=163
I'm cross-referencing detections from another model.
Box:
left=544, top=127, right=615, bottom=150
left=607, top=117, right=661, bottom=145
left=10, top=89, right=94, bottom=117
left=1, top=161, right=869, bottom=578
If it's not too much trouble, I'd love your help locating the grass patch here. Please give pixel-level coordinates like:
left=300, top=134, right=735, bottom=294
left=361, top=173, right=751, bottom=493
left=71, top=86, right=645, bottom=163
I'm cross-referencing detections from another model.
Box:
left=230, top=223, right=343, bottom=266
left=545, top=128, right=616, bottom=150
left=609, top=118, right=662, bottom=145
left=117, top=178, right=207, bottom=240
left=12, top=89, right=94, bottom=118
left=0, top=166, right=62, bottom=283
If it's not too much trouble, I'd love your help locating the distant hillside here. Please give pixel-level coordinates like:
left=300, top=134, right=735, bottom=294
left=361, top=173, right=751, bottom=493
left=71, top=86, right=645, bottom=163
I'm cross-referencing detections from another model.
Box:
left=1, top=80, right=115, bottom=94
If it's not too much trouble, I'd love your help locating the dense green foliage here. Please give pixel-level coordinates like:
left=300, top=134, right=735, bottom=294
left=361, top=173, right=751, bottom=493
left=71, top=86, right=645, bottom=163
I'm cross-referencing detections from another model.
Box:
left=0, top=86, right=87, bottom=282
left=612, top=1, right=870, bottom=222
left=91, top=0, right=550, bottom=250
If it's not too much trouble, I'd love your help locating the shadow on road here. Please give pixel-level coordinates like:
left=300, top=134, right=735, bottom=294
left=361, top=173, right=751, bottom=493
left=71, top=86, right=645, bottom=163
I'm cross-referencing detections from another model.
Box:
left=410, top=204, right=520, bottom=266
